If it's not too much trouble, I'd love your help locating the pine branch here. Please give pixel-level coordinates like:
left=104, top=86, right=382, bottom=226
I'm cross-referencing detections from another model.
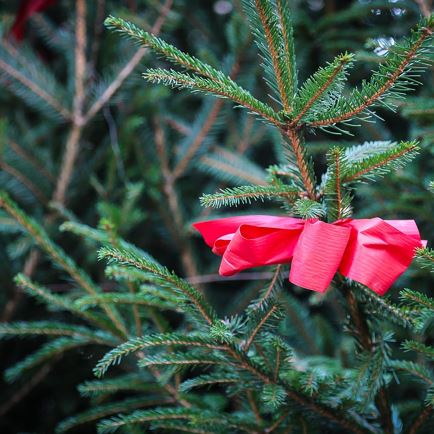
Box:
left=400, top=288, right=434, bottom=311
left=144, top=69, right=282, bottom=126
left=403, top=341, right=434, bottom=361
left=73, top=293, right=177, bottom=312
left=0, top=192, right=128, bottom=338
left=355, top=283, right=415, bottom=329
left=251, top=0, right=293, bottom=111
left=244, top=301, right=283, bottom=351
left=343, top=285, right=394, bottom=434
left=275, top=0, right=297, bottom=102
left=78, top=375, right=155, bottom=397
left=283, top=128, right=316, bottom=199
left=200, top=184, right=299, bottom=208
left=98, top=246, right=217, bottom=325
left=343, top=140, right=419, bottom=183
left=308, top=17, right=433, bottom=130
left=104, top=16, right=230, bottom=81
left=56, top=397, right=172, bottom=433
left=96, top=407, right=253, bottom=434
left=137, top=353, right=227, bottom=369
left=290, top=53, right=354, bottom=126
left=13, top=274, right=114, bottom=332
left=179, top=373, right=238, bottom=392
left=0, top=321, right=115, bottom=344
left=94, top=333, right=224, bottom=377
left=406, top=405, right=433, bottom=434
left=388, top=360, right=433, bottom=385
left=415, top=248, right=434, bottom=271
left=83, top=0, right=173, bottom=123
left=4, top=337, right=90, bottom=383
left=0, top=44, right=71, bottom=120
left=198, top=147, right=267, bottom=186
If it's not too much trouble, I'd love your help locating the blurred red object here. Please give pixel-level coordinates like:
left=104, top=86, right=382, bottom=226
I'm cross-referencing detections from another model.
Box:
left=11, top=0, right=57, bottom=41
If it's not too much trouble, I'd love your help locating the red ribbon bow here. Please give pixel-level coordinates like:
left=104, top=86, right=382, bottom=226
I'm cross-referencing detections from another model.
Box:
left=193, top=216, right=426, bottom=295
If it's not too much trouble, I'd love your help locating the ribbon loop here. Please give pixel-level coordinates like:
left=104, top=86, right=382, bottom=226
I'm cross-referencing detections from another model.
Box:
left=193, top=215, right=425, bottom=295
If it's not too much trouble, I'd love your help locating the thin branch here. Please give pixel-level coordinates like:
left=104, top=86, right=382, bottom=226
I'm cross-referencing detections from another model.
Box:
left=199, top=155, right=267, bottom=185
left=255, top=0, right=290, bottom=111
left=265, top=411, right=289, bottom=433
left=173, top=100, right=224, bottom=179
left=309, top=26, right=432, bottom=128
left=244, top=305, right=278, bottom=352
left=276, top=0, right=295, bottom=102
left=252, top=265, right=282, bottom=311
left=0, top=362, right=54, bottom=417
left=247, top=390, right=263, bottom=425
left=413, top=0, right=432, bottom=18
left=52, top=0, right=87, bottom=204
left=289, top=57, right=348, bottom=127
left=406, top=405, right=433, bottom=434
left=8, top=141, right=55, bottom=183
left=0, top=58, right=71, bottom=120
left=154, top=117, right=200, bottom=279
left=284, top=128, right=315, bottom=199
left=83, top=0, right=173, bottom=123
left=0, top=159, right=48, bottom=204
left=334, top=150, right=342, bottom=219
left=344, top=143, right=419, bottom=183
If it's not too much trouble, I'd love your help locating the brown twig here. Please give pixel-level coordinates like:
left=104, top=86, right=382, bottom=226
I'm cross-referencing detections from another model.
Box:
left=153, top=117, right=200, bottom=279
left=0, top=159, right=49, bottom=204
left=407, top=404, right=433, bottom=434
left=247, top=390, right=263, bottom=425
left=0, top=58, right=71, bottom=120
left=413, top=0, right=432, bottom=18
left=283, top=128, right=316, bottom=199
left=289, top=57, right=348, bottom=127
left=8, top=141, right=56, bottom=183
left=334, top=149, right=342, bottom=219
left=52, top=0, right=87, bottom=205
left=83, top=0, right=173, bottom=124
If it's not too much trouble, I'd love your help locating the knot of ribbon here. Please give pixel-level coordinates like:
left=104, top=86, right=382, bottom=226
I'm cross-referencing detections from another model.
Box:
left=193, top=216, right=426, bottom=295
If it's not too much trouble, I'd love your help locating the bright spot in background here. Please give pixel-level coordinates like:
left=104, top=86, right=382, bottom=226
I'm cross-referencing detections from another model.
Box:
left=373, top=37, right=396, bottom=56
left=214, top=1, right=233, bottom=15
left=308, top=0, right=324, bottom=11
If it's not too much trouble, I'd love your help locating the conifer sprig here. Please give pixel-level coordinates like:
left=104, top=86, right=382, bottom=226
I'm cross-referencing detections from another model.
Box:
left=98, top=246, right=217, bottom=326
left=275, top=0, right=297, bottom=101
left=308, top=17, right=433, bottom=131
left=200, top=184, right=300, bottom=208
left=94, top=333, right=225, bottom=377
left=242, top=0, right=294, bottom=112
left=342, top=140, right=420, bottom=183
left=104, top=16, right=282, bottom=126
left=0, top=192, right=128, bottom=338
left=290, top=53, right=354, bottom=126
left=144, top=69, right=282, bottom=125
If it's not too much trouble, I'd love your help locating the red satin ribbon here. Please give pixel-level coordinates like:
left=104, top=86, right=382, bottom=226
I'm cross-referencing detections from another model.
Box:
left=11, top=0, right=57, bottom=41
left=193, top=216, right=425, bottom=295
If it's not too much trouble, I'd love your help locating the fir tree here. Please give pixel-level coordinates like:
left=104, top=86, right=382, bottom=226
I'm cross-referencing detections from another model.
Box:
left=0, top=1, right=433, bottom=433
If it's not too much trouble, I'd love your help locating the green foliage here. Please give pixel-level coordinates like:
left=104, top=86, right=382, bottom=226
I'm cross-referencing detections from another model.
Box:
left=200, top=184, right=299, bottom=208
left=0, top=1, right=433, bottom=433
